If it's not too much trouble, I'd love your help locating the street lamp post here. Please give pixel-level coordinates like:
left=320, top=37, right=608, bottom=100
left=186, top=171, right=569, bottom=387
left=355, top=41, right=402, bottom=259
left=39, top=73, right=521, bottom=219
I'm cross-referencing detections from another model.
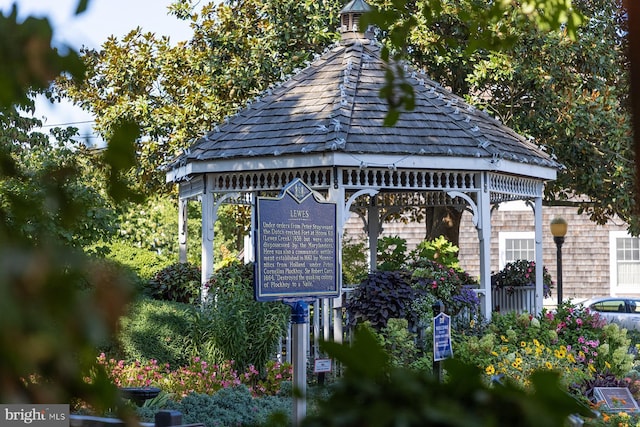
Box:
left=550, top=217, right=568, bottom=306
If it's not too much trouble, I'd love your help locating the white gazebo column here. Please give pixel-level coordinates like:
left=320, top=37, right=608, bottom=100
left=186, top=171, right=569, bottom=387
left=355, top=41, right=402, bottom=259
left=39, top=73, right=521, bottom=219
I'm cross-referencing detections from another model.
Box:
left=200, top=177, right=215, bottom=303
left=330, top=182, right=346, bottom=343
left=179, top=197, right=188, bottom=263
left=339, top=188, right=380, bottom=344
left=477, top=173, right=493, bottom=320
left=534, top=188, right=544, bottom=314
left=449, top=187, right=489, bottom=320
left=367, top=197, right=381, bottom=272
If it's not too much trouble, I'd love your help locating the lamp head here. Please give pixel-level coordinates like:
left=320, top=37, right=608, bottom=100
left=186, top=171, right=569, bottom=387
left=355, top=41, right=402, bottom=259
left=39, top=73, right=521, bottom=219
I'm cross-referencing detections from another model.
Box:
left=550, top=217, right=568, bottom=237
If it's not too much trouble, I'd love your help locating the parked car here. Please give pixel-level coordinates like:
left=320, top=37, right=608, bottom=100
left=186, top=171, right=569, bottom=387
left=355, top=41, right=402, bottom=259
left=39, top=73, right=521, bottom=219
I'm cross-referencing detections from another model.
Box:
left=579, top=296, right=640, bottom=331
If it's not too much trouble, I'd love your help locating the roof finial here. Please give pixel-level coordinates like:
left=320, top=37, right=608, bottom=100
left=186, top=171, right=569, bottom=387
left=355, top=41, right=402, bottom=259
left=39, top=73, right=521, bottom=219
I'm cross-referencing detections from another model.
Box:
left=340, top=0, right=374, bottom=40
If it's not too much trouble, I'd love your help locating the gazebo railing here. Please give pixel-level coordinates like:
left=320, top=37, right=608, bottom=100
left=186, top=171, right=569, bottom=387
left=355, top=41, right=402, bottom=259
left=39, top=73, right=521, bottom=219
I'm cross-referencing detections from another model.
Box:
left=491, top=285, right=536, bottom=314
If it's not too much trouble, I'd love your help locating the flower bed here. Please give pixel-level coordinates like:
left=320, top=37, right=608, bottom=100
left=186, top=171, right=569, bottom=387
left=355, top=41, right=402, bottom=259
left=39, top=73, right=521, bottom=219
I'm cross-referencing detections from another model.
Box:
left=96, top=354, right=292, bottom=398
left=455, top=302, right=635, bottom=392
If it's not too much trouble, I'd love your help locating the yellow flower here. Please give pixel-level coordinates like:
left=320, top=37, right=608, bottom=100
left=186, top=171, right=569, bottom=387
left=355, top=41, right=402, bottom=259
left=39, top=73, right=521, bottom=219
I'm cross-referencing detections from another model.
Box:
left=566, top=353, right=576, bottom=363
left=545, top=362, right=553, bottom=369
left=533, top=339, right=540, bottom=347
left=501, top=335, right=508, bottom=342
left=605, top=361, right=611, bottom=369
left=485, top=365, right=495, bottom=375
left=520, top=341, right=527, bottom=348
left=491, top=351, right=498, bottom=357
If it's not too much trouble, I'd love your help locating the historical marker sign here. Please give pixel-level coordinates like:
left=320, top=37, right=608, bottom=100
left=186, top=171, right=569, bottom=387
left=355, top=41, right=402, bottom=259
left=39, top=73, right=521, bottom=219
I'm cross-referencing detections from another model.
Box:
left=433, top=312, right=453, bottom=361
left=593, top=387, right=640, bottom=412
left=255, top=179, right=339, bottom=301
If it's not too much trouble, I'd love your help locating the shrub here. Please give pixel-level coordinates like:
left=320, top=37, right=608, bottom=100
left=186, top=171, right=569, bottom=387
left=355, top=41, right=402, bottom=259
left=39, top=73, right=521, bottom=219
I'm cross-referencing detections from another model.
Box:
left=346, top=270, right=421, bottom=330
left=376, top=236, right=408, bottom=271
left=409, top=258, right=480, bottom=318
left=105, top=240, right=172, bottom=283
left=76, top=256, right=140, bottom=291
left=117, top=298, right=192, bottom=366
left=136, top=386, right=291, bottom=427
left=183, top=308, right=219, bottom=363
left=542, top=302, right=634, bottom=377
left=147, top=262, right=201, bottom=304
left=410, top=235, right=461, bottom=270
left=206, top=261, right=289, bottom=372
left=367, top=319, right=423, bottom=369
left=453, top=303, right=636, bottom=394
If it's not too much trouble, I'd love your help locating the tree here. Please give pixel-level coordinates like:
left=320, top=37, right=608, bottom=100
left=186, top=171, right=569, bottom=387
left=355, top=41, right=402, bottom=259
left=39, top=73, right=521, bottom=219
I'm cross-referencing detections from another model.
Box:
left=464, top=0, right=634, bottom=233
left=365, top=0, right=635, bottom=241
left=57, top=0, right=344, bottom=192
left=1, top=117, right=118, bottom=252
left=65, top=0, right=633, bottom=243
left=0, top=2, right=139, bottom=415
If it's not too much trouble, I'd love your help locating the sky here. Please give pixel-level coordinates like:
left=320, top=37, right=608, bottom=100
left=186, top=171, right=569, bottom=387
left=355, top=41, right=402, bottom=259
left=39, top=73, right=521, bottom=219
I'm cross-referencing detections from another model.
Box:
left=1, top=0, right=194, bottom=145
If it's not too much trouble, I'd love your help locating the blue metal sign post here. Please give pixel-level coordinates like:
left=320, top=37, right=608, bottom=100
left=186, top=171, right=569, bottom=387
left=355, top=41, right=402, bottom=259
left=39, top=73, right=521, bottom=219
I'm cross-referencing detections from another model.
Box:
left=287, top=300, right=308, bottom=427
left=255, top=179, right=339, bottom=425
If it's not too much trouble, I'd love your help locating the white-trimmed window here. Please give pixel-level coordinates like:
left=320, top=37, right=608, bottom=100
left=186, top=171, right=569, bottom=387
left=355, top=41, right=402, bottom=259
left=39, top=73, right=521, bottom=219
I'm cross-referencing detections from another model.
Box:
left=609, top=231, right=640, bottom=293
left=499, top=232, right=535, bottom=269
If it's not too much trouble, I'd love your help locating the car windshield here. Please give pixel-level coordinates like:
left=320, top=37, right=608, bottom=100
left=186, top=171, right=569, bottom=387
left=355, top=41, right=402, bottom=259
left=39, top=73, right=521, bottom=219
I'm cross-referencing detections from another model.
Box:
left=590, top=300, right=626, bottom=313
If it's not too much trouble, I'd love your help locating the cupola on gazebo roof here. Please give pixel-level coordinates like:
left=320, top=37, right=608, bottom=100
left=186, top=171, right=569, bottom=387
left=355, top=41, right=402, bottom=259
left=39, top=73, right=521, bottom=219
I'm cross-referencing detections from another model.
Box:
left=166, top=0, right=561, bottom=320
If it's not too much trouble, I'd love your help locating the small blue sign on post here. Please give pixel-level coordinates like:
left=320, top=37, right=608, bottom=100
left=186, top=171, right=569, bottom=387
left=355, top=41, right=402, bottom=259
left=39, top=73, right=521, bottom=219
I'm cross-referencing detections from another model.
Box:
left=255, top=178, right=339, bottom=301
left=433, top=312, right=453, bottom=361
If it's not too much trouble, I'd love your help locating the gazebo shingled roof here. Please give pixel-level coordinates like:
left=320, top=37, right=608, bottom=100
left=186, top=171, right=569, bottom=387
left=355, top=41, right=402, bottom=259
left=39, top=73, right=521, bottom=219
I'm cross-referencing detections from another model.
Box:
left=167, top=37, right=560, bottom=178
left=166, top=2, right=561, bottom=321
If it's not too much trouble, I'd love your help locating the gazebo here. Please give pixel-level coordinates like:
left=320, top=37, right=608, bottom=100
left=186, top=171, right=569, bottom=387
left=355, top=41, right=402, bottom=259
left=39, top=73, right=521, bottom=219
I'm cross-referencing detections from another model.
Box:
left=165, top=0, right=562, bottom=324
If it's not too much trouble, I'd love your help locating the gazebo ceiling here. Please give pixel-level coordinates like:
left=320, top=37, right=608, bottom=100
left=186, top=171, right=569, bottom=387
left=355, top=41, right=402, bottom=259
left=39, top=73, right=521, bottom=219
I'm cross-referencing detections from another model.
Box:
left=166, top=29, right=561, bottom=184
